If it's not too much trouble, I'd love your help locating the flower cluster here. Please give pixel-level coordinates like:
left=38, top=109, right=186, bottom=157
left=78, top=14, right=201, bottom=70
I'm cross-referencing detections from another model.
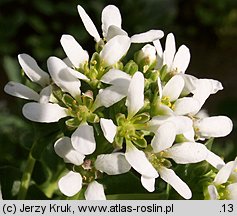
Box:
left=4, top=5, right=234, bottom=200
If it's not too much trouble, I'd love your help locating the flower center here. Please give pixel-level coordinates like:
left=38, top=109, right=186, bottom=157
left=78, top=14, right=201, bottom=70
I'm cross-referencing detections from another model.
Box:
left=146, top=151, right=172, bottom=170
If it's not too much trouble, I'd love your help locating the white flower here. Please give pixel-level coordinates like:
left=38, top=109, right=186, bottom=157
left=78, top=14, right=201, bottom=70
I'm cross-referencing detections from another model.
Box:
left=157, top=75, right=200, bottom=116
left=99, top=71, right=159, bottom=183
left=54, top=123, right=96, bottom=161
left=93, top=69, right=131, bottom=109
left=58, top=171, right=106, bottom=200
left=54, top=126, right=103, bottom=199
left=208, top=157, right=237, bottom=200
left=145, top=141, right=205, bottom=199
left=77, top=4, right=163, bottom=43
left=4, top=54, right=51, bottom=103
left=20, top=56, right=90, bottom=123
left=153, top=33, right=190, bottom=73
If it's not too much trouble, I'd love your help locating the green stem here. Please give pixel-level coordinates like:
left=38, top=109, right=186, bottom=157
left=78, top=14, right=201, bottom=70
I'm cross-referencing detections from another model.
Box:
left=17, top=149, right=36, bottom=199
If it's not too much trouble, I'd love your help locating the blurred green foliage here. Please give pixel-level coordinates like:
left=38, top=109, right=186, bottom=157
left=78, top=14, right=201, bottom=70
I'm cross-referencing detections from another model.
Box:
left=0, top=0, right=237, bottom=199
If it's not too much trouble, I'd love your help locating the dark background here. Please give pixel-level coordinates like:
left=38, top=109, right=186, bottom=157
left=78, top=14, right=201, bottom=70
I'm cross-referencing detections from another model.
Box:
left=0, top=0, right=237, bottom=163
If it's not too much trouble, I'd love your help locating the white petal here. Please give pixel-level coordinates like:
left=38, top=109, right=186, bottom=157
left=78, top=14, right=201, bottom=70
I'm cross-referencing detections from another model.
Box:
left=164, top=142, right=208, bottom=164
left=63, top=57, right=73, bottom=67
left=67, top=67, right=89, bottom=81
left=100, top=69, right=131, bottom=85
left=214, top=160, right=237, bottom=185
left=159, top=166, right=192, bottom=199
left=18, top=54, right=50, bottom=87
left=205, top=150, right=225, bottom=170
left=227, top=183, right=237, bottom=200
left=131, top=30, right=164, bottom=43
left=183, top=129, right=195, bottom=142
left=102, top=5, right=122, bottom=38
left=85, top=181, right=106, bottom=200
left=172, top=45, right=190, bottom=73
left=94, top=86, right=127, bottom=109
left=162, top=75, right=184, bottom=101
left=100, top=118, right=117, bottom=143
left=141, top=176, right=156, bottom=192
left=156, top=103, right=174, bottom=116
left=106, top=25, right=128, bottom=41
left=39, top=85, right=51, bottom=104
left=95, top=152, right=131, bottom=175
left=4, top=81, right=40, bottom=101
left=125, top=144, right=158, bottom=178
left=60, top=34, right=89, bottom=68
left=58, top=171, right=82, bottom=197
left=77, top=5, right=100, bottom=42
left=100, top=35, right=131, bottom=66
left=153, top=39, right=163, bottom=69
left=181, top=74, right=198, bottom=95
left=149, top=116, right=193, bottom=134
left=173, top=97, right=200, bottom=115
left=22, top=102, right=68, bottom=123
left=54, top=137, right=85, bottom=166
left=47, top=56, right=81, bottom=98
left=192, top=79, right=223, bottom=110
left=151, top=122, right=176, bottom=153
left=126, top=72, right=144, bottom=118
left=207, top=185, right=218, bottom=200
left=163, top=33, right=176, bottom=70
left=196, top=109, right=209, bottom=119
left=195, top=116, right=233, bottom=138
left=71, top=123, right=96, bottom=155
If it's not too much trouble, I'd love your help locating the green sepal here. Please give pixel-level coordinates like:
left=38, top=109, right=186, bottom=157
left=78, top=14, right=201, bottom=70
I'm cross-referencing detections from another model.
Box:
left=175, top=134, right=189, bottom=143
left=81, top=93, right=94, bottom=109
left=132, top=136, right=147, bottom=148
left=132, top=112, right=150, bottom=124
left=116, top=113, right=126, bottom=126
left=52, top=85, right=64, bottom=102
left=114, top=135, right=124, bottom=149
left=124, top=60, right=138, bottom=76
left=87, top=113, right=99, bottom=124
left=95, top=39, right=104, bottom=53
left=90, top=52, right=101, bottom=71
left=149, top=70, right=159, bottom=82
left=114, top=61, right=124, bottom=70
left=159, top=65, right=168, bottom=81
left=62, top=94, right=76, bottom=108
left=150, top=92, right=160, bottom=117
left=65, top=118, right=81, bottom=129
